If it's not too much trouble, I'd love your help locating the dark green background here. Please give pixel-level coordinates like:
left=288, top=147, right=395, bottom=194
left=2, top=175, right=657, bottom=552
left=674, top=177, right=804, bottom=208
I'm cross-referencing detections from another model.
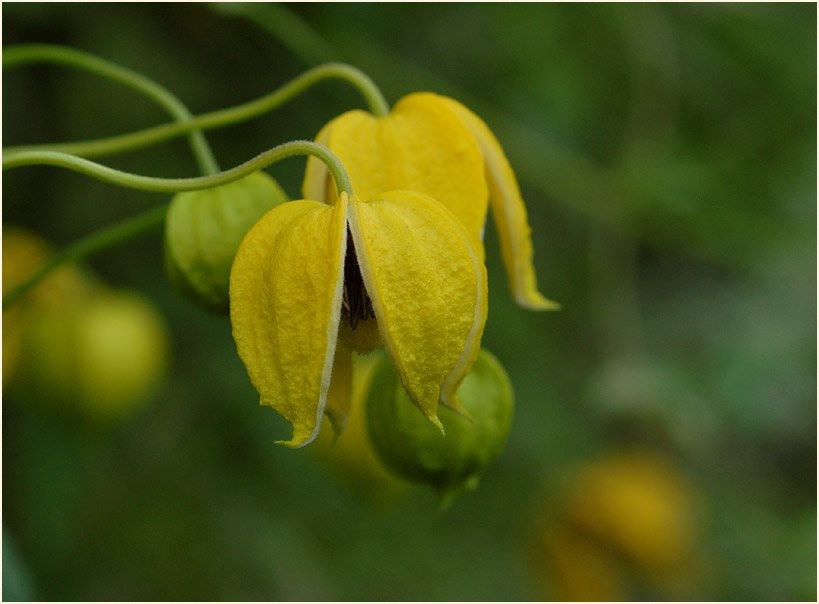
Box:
left=3, top=3, right=816, bottom=601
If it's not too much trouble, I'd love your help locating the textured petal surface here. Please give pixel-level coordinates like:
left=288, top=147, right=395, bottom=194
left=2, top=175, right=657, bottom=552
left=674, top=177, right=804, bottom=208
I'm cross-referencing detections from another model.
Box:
left=302, top=94, right=489, bottom=248
left=348, top=191, right=488, bottom=429
left=230, top=194, right=348, bottom=447
left=439, top=97, right=560, bottom=310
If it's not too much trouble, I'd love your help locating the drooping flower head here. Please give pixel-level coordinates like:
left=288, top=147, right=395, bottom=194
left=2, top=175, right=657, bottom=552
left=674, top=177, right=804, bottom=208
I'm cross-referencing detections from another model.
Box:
left=230, top=189, right=487, bottom=447
left=303, top=93, right=559, bottom=311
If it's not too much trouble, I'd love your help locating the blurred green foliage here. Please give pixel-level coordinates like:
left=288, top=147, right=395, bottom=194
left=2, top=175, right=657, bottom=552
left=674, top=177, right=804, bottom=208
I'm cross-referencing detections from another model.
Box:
left=3, top=3, right=815, bottom=601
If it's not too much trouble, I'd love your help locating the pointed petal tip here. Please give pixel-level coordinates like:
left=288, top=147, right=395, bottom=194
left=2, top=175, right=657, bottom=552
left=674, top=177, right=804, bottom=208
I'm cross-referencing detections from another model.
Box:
left=440, top=392, right=474, bottom=422
left=518, top=293, right=562, bottom=312
left=427, top=412, right=445, bottom=436
left=275, top=432, right=318, bottom=449
left=270, top=409, right=324, bottom=448
left=324, top=405, right=349, bottom=438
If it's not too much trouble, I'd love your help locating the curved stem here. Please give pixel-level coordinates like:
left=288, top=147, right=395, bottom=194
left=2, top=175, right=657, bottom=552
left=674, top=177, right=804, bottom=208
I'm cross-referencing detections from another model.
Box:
left=4, top=44, right=220, bottom=175
left=3, top=140, right=353, bottom=197
left=3, top=63, right=390, bottom=159
left=2, top=203, right=169, bottom=310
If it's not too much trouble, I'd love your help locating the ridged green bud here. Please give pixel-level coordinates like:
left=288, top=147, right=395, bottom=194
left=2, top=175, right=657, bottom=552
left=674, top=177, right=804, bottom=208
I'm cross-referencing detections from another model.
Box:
left=164, top=172, right=288, bottom=312
left=365, top=348, right=514, bottom=507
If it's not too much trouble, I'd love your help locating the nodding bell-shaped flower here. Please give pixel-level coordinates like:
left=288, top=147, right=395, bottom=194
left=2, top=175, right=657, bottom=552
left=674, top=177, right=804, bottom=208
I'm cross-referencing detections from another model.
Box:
left=229, top=189, right=487, bottom=448
left=303, top=93, right=559, bottom=311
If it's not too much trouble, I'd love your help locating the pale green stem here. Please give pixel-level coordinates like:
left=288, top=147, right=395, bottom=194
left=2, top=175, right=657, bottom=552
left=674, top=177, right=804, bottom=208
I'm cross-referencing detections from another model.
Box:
left=3, top=44, right=220, bottom=175
left=3, top=63, right=390, bottom=159
left=2, top=203, right=169, bottom=310
left=2, top=141, right=352, bottom=310
left=3, top=140, right=352, bottom=196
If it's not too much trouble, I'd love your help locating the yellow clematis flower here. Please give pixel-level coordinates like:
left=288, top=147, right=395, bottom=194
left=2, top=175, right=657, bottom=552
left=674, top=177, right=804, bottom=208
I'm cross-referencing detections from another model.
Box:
left=229, top=189, right=487, bottom=448
left=303, top=92, right=559, bottom=311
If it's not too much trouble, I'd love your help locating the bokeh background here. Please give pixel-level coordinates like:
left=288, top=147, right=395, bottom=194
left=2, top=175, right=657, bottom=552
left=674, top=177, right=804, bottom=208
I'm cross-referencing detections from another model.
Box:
left=2, top=3, right=816, bottom=601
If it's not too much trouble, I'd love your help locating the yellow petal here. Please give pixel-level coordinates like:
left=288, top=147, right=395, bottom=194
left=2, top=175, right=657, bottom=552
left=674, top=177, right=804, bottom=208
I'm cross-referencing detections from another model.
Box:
left=439, top=96, right=561, bottom=311
left=348, top=191, right=488, bottom=429
left=323, top=338, right=352, bottom=438
left=229, top=193, right=349, bottom=447
left=305, top=95, right=489, bottom=249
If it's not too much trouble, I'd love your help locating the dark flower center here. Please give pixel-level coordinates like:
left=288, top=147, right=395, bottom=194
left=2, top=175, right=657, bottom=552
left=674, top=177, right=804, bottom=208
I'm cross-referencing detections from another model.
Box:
left=341, top=229, right=375, bottom=330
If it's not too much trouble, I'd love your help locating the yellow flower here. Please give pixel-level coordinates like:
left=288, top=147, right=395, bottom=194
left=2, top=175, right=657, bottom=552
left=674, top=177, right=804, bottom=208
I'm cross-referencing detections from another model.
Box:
left=229, top=189, right=487, bottom=448
left=2, top=227, right=93, bottom=387
left=311, top=351, right=407, bottom=496
left=303, top=93, right=559, bottom=310
left=530, top=449, right=700, bottom=601
left=564, top=449, right=697, bottom=571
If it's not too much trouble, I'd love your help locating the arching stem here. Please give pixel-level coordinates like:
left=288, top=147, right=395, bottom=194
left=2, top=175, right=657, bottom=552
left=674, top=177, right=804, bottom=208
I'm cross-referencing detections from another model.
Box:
left=2, top=203, right=169, bottom=310
left=2, top=141, right=352, bottom=310
left=3, top=140, right=352, bottom=196
left=3, top=62, right=389, bottom=159
left=3, top=44, right=220, bottom=175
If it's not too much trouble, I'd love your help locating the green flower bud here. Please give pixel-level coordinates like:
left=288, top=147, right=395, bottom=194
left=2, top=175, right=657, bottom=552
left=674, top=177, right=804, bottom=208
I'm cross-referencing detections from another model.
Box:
left=365, top=348, right=514, bottom=507
left=164, top=172, right=288, bottom=312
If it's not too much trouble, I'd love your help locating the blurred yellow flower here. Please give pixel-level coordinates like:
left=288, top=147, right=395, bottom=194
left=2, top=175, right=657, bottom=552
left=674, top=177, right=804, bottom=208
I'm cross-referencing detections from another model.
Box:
left=530, top=449, right=701, bottom=601
left=20, top=289, right=171, bottom=421
left=564, top=449, right=698, bottom=571
left=230, top=189, right=487, bottom=448
left=3, top=227, right=170, bottom=421
left=302, top=93, right=559, bottom=311
left=2, top=227, right=92, bottom=386
left=541, top=523, right=625, bottom=602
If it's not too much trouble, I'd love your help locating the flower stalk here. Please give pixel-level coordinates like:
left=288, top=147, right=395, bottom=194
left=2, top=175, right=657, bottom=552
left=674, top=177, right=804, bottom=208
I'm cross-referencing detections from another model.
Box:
left=3, top=140, right=352, bottom=196
left=3, top=44, right=220, bottom=175
left=2, top=141, right=352, bottom=310
left=3, top=62, right=389, bottom=159
left=2, top=203, right=169, bottom=310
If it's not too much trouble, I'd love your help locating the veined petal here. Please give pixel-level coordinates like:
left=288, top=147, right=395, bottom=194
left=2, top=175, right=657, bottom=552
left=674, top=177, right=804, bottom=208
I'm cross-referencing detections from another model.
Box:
left=348, top=191, right=488, bottom=429
left=439, top=97, right=561, bottom=311
left=391, top=93, right=489, bottom=247
left=230, top=193, right=349, bottom=447
left=305, top=96, right=489, bottom=250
